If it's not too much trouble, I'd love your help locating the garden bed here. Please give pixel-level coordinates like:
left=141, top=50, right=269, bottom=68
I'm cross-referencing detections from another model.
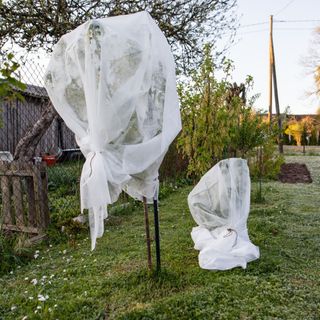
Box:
left=278, top=162, right=313, bottom=183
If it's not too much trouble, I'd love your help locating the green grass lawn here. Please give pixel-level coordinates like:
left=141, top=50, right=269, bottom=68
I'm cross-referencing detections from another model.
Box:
left=0, top=155, right=319, bottom=320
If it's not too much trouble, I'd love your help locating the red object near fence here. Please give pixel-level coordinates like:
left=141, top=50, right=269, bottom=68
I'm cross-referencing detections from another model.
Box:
left=42, top=155, right=56, bottom=167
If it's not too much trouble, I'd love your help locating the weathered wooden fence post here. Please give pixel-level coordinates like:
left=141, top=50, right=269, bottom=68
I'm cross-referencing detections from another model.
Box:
left=0, top=161, right=49, bottom=240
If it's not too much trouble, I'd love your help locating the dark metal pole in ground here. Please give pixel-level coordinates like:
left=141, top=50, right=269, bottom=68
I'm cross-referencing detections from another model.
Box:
left=153, top=197, right=161, bottom=272
left=143, top=196, right=152, bottom=270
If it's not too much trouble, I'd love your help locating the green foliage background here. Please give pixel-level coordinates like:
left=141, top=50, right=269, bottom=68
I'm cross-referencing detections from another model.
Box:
left=0, top=53, right=26, bottom=102
left=178, top=45, right=283, bottom=179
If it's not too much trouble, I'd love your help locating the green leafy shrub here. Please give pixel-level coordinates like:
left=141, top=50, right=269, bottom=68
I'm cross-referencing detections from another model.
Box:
left=178, top=45, right=281, bottom=179
left=49, top=195, right=81, bottom=225
left=0, top=52, right=26, bottom=103
left=47, top=161, right=82, bottom=193
left=248, top=141, right=284, bottom=180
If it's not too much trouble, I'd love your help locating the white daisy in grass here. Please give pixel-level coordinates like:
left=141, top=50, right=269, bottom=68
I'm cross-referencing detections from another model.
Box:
left=34, top=250, right=40, bottom=259
left=38, top=294, right=49, bottom=302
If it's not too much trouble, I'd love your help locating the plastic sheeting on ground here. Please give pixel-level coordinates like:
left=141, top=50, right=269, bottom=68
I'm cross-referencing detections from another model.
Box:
left=188, top=158, right=259, bottom=270
left=44, top=11, right=181, bottom=249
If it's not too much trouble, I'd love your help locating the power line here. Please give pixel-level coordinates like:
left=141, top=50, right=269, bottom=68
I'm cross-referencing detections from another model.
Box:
left=224, top=26, right=316, bottom=37
left=240, top=19, right=320, bottom=29
left=239, top=29, right=269, bottom=35
left=226, top=18, right=319, bottom=37
left=221, top=28, right=269, bottom=36
left=274, top=27, right=316, bottom=31
left=239, top=22, right=268, bottom=28
left=274, top=19, right=320, bottom=23
left=274, top=0, right=296, bottom=16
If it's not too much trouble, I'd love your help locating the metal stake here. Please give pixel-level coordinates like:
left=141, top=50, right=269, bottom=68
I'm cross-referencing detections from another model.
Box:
left=153, top=197, right=161, bottom=272
left=143, top=196, right=152, bottom=270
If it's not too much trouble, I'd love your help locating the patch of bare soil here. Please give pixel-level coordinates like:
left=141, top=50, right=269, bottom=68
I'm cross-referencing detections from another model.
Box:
left=278, top=163, right=312, bottom=183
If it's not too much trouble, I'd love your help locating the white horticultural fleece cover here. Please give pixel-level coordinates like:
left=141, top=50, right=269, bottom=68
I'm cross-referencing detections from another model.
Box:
left=188, top=158, right=259, bottom=270
left=44, top=11, right=181, bottom=249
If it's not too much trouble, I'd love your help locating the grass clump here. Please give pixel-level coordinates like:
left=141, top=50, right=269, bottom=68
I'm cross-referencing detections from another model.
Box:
left=0, top=233, right=33, bottom=276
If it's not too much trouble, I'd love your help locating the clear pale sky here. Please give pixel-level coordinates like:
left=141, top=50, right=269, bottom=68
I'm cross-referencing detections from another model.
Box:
left=14, top=0, right=320, bottom=115
left=225, top=0, right=320, bottom=115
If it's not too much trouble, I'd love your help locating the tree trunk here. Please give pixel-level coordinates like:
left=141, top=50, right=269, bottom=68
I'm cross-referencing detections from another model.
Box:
left=14, top=102, right=58, bottom=161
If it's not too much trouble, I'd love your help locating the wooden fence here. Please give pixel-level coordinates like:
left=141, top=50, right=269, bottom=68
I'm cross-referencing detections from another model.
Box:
left=0, top=161, right=49, bottom=237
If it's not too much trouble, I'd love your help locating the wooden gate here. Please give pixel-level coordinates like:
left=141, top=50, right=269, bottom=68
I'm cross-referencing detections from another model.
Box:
left=0, top=161, right=49, bottom=237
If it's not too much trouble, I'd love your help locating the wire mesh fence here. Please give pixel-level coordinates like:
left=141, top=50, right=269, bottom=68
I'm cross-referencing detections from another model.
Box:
left=0, top=57, right=83, bottom=240
left=0, top=55, right=187, bottom=242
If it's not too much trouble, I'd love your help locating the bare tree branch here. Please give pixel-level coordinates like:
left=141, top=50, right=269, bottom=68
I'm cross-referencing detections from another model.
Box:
left=0, top=0, right=238, bottom=72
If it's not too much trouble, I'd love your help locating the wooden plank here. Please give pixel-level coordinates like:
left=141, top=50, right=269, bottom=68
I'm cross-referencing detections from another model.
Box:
left=1, top=174, right=12, bottom=225
left=32, top=165, right=44, bottom=230
left=11, top=163, right=25, bottom=227
left=0, top=170, right=33, bottom=177
left=20, top=162, right=31, bottom=223
left=2, top=223, right=38, bottom=234
left=40, top=166, right=50, bottom=228
left=143, top=196, right=152, bottom=270
left=29, top=233, right=47, bottom=244
left=32, top=166, right=42, bottom=230
left=26, top=176, right=36, bottom=227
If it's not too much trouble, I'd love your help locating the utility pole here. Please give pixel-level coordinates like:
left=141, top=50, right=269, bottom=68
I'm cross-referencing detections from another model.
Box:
left=268, top=16, right=273, bottom=123
left=269, top=15, right=283, bottom=153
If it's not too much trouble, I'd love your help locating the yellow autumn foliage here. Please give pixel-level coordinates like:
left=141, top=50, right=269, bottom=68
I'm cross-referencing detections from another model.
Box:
left=285, top=121, right=303, bottom=146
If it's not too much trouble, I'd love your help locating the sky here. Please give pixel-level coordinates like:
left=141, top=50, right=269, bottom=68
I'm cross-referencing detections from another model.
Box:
left=10, top=0, right=320, bottom=115
left=224, top=0, right=320, bottom=115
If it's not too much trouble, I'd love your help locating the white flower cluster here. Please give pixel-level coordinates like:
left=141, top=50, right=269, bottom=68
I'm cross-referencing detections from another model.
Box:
left=34, top=250, right=40, bottom=259
left=38, top=294, right=49, bottom=302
